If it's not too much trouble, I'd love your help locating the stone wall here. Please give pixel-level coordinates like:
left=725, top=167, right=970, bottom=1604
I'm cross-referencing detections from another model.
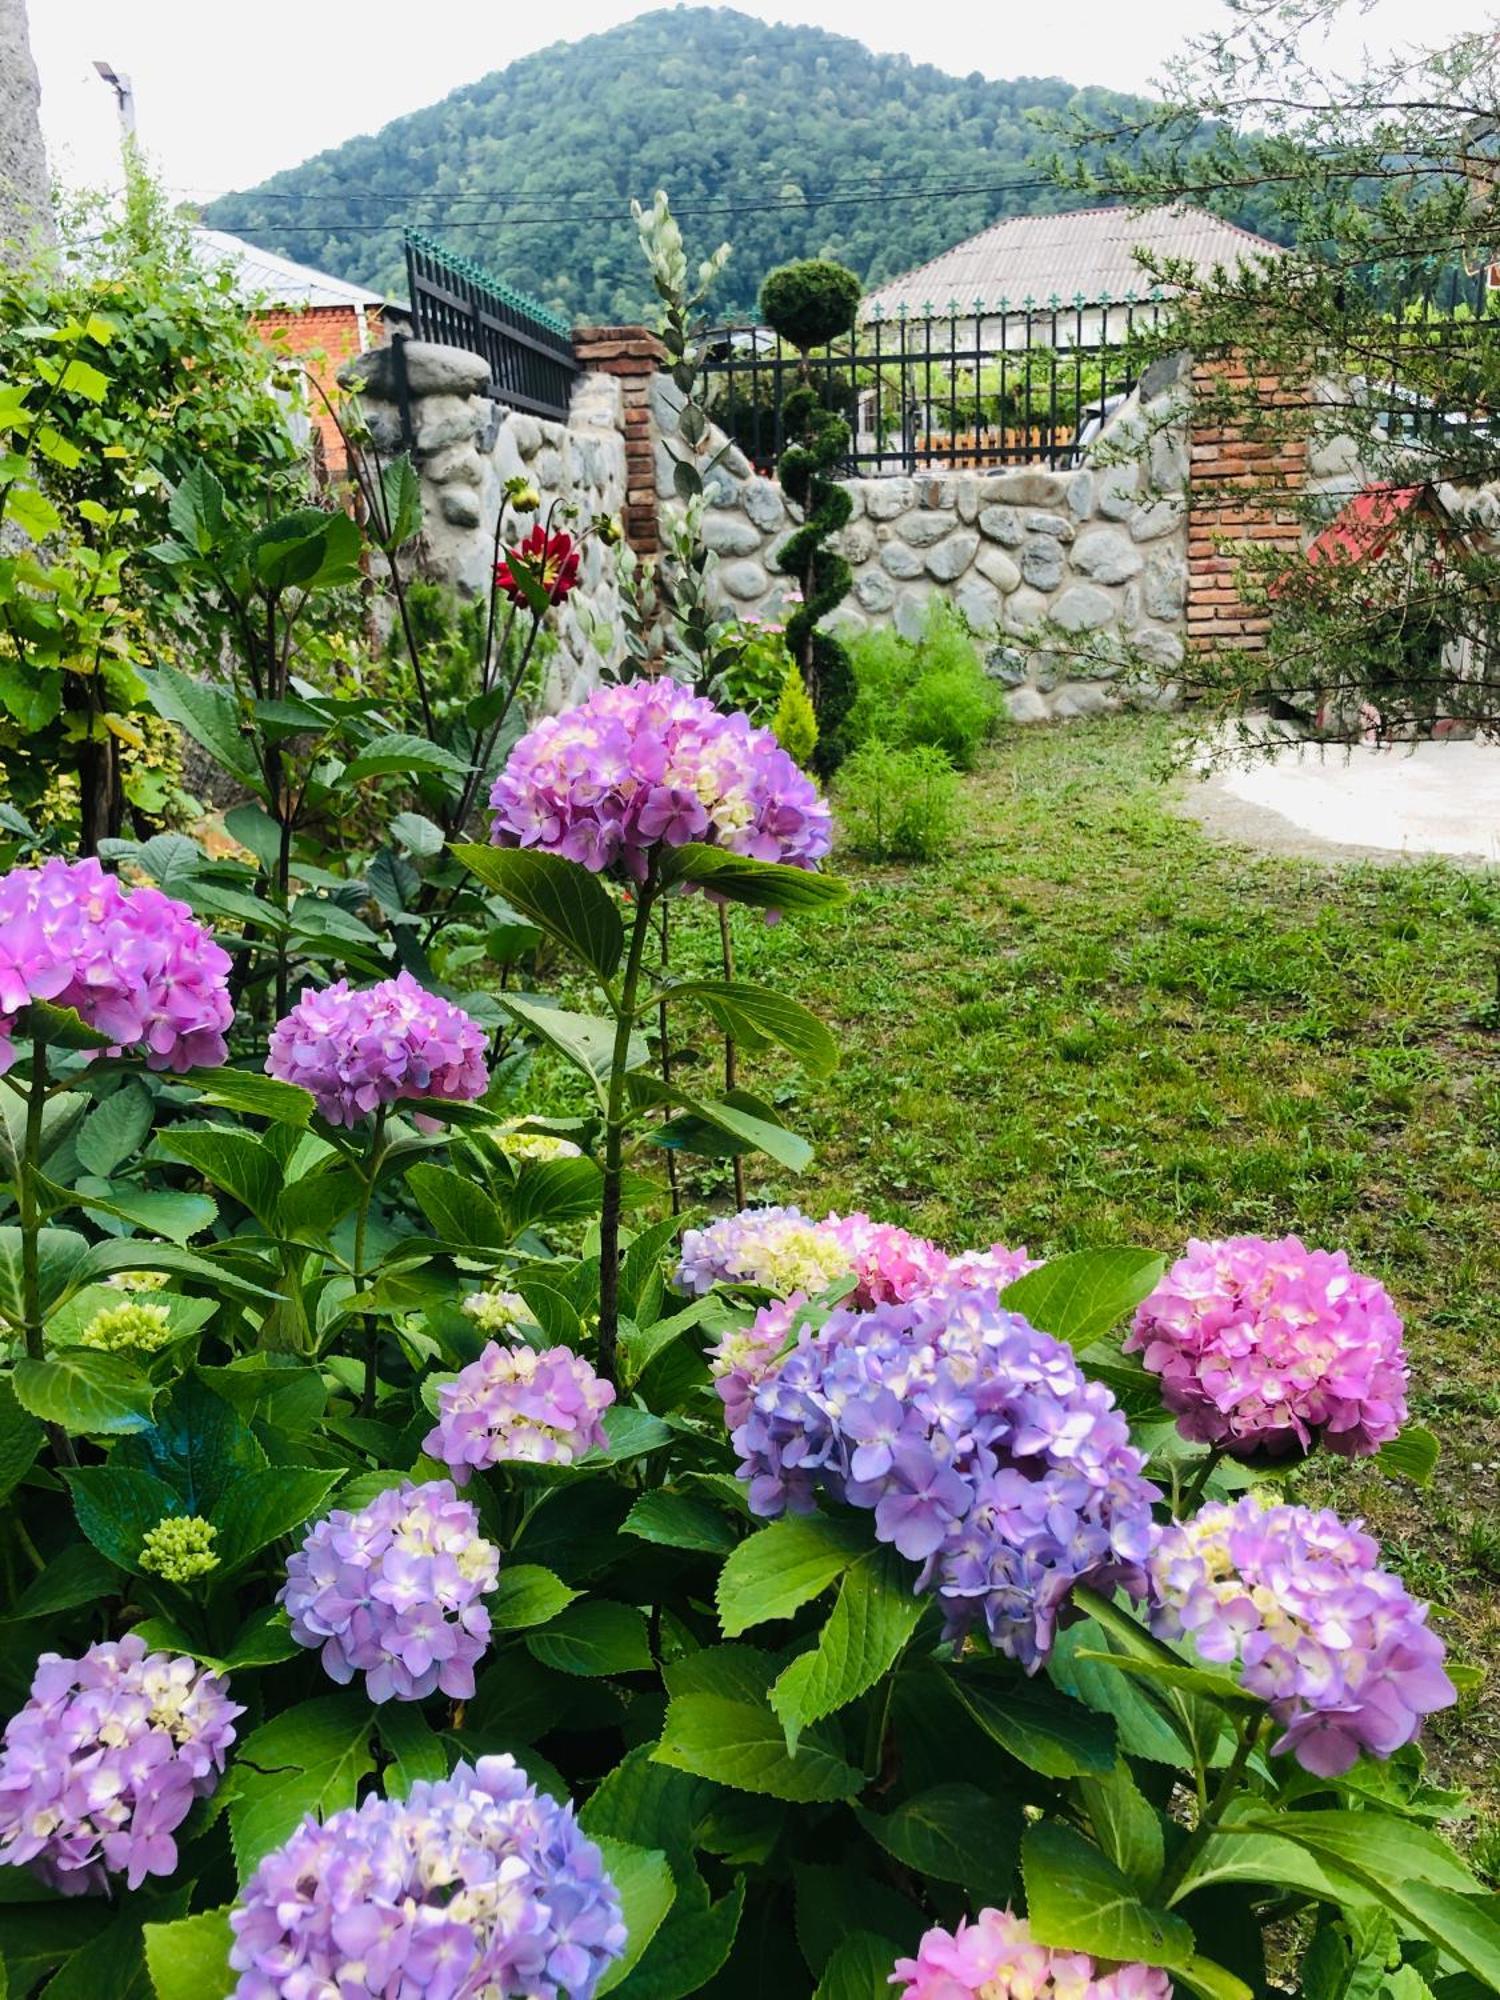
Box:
left=652, top=366, right=1191, bottom=723
left=341, top=339, right=629, bottom=707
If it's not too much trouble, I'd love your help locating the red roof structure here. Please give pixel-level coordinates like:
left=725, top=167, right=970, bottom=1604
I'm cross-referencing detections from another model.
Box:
left=1303, top=484, right=1448, bottom=567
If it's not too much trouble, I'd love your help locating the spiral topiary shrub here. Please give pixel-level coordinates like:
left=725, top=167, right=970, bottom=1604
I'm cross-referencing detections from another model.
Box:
left=760, top=258, right=862, bottom=772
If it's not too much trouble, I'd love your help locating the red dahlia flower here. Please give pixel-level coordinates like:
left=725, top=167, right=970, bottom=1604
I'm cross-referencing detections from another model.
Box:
left=495, top=525, right=581, bottom=607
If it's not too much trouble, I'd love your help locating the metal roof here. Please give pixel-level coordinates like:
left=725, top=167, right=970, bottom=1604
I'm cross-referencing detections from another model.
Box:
left=862, top=204, right=1284, bottom=317
left=191, top=228, right=392, bottom=311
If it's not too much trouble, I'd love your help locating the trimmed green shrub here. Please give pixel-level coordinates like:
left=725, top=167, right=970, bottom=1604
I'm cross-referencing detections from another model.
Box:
left=836, top=740, right=962, bottom=860
left=772, top=658, right=819, bottom=767
left=759, top=259, right=863, bottom=354
left=847, top=603, right=1000, bottom=769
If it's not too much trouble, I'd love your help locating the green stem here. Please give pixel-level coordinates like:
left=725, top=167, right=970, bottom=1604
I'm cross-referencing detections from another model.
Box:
left=862, top=1668, right=899, bottom=1784
left=717, top=902, right=746, bottom=1210
left=1181, top=1444, right=1225, bottom=1517
left=598, top=878, right=658, bottom=1386
left=1158, top=1714, right=1264, bottom=1903
left=18, top=1036, right=48, bottom=1363
left=356, top=1108, right=390, bottom=1418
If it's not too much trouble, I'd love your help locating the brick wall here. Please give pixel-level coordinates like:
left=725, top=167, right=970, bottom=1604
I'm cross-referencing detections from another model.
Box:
left=573, top=325, right=666, bottom=555
left=253, top=305, right=387, bottom=474
left=1186, top=357, right=1307, bottom=653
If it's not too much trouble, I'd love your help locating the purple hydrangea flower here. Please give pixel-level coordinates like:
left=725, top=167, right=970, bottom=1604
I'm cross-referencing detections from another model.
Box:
left=0, top=1635, right=240, bottom=1895
left=709, top=1293, right=804, bottom=1431
left=893, top=1906, right=1171, bottom=1999
left=0, top=856, right=232, bottom=1076
left=1148, top=1495, right=1455, bottom=1776
left=731, top=1285, right=1157, bottom=1667
left=229, top=1754, right=626, bottom=2000
left=424, top=1342, right=615, bottom=1480
left=675, top=1203, right=1038, bottom=1310
left=280, top=1479, right=499, bottom=1703
left=1126, top=1234, right=1408, bottom=1457
left=266, top=970, right=489, bottom=1128
left=487, top=679, right=832, bottom=886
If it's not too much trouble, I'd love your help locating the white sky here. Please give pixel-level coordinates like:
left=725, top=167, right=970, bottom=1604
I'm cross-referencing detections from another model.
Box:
left=27, top=0, right=1489, bottom=203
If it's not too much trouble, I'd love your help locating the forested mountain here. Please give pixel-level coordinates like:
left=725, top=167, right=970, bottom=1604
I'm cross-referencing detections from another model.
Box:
left=203, top=8, right=1271, bottom=323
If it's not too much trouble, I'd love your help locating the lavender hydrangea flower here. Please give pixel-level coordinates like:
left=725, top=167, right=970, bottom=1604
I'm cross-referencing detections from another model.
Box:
left=0, top=1635, right=240, bottom=1895
left=229, top=1754, right=626, bottom=2000
left=0, top=856, right=232, bottom=1075
left=266, top=970, right=489, bottom=1128
left=732, top=1285, right=1157, bottom=1666
left=487, top=678, right=832, bottom=885
left=1126, top=1233, right=1408, bottom=1457
left=709, top=1293, right=804, bottom=1431
left=280, top=1479, right=499, bottom=1703
left=675, top=1202, right=1038, bottom=1310
left=676, top=1205, right=853, bottom=1300
left=1148, top=1496, right=1455, bottom=1776
left=424, top=1343, right=615, bottom=1479
left=893, top=1907, right=1171, bottom=1999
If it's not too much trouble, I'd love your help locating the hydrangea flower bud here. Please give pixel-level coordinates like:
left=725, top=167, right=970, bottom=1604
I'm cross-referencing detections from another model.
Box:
left=0, top=857, right=232, bottom=1075
left=894, top=1908, right=1171, bottom=1999
left=424, top=1342, right=615, bottom=1479
left=488, top=679, right=831, bottom=886
left=461, top=1287, right=531, bottom=1335
left=229, top=1755, right=626, bottom=2000
left=0, top=1636, right=240, bottom=1894
left=496, top=1120, right=583, bottom=1162
left=1149, top=1496, right=1455, bottom=1775
left=140, top=1515, right=219, bottom=1583
left=266, top=970, right=488, bottom=1129
left=280, top=1479, right=499, bottom=1703
left=1127, top=1233, right=1408, bottom=1457
left=79, top=1299, right=174, bottom=1353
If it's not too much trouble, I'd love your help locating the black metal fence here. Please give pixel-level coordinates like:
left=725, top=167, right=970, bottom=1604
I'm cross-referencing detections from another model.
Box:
left=698, top=298, right=1158, bottom=476
left=404, top=230, right=578, bottom=422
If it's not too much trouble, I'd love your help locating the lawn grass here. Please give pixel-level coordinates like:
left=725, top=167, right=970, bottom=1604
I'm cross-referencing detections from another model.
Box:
left=659, top=712, right=1500, bottom=1815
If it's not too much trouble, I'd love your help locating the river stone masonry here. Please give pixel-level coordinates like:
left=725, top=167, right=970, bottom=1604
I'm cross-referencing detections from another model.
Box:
left=340, top=340, right=629, bottom=709
left=654, top=367, right=1190, bottom=720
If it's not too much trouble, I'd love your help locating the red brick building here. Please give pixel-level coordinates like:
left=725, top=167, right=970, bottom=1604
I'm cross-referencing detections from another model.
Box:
left=191, top=229, right=405, bottom=473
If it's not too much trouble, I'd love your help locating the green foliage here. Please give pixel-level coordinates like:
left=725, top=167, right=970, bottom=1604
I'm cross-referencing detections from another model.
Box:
left=846, top=604, right=1000, bottom=769
left=0, top=161, right=310, bottom=848
left=772, top=659, right=819, bottom=767
left=835, top=742, right=962, bottom=862
left=199, top=11, right=1281, bottom=322
left=760, top=259, right=863, bottom=356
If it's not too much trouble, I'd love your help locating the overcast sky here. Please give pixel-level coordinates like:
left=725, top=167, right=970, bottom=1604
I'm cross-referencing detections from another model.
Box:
left=29, top=0, right=1487, bottom=202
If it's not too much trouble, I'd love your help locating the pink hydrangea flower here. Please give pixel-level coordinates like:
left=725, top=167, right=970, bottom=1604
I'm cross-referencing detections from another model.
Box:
left=1149, top=1496, right=1455, bottom=1776
left=487, top=678, right=831, bottom=886
left=0, top=856, right=232, bottom=1075
left=0, top=1636, right=240, bottom=1895
left=229, top=1755, right=626, bottom=2000
left=1126, top=1233, right=1408, bottom=1457
left=424, top=1342, right=615, bottom=1480
left=892, top=1907, right=1171, bottom=1998
left=265, top=970, right=488, bottom=1128
left=280, top=1479, right=499, bottom=1703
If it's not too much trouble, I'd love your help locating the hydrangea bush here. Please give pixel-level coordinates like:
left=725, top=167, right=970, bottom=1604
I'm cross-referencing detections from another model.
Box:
left=0, top=440, right=1489, bottom=2000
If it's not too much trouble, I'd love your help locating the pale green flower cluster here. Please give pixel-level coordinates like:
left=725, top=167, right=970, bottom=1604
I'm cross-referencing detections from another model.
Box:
left=79, top=1300, right=174, bottom=1353
left=496, top=1121, right=582, bottom=1164
left=461, top=1288, right=530, bottom=1336
left=139, top=1515, right=219, bottom=1584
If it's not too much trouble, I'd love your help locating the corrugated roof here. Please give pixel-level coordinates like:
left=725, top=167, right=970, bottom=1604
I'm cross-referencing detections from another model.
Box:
left=191, top=228, right=391, bottom=311
left=862, top=204, right=1284, bottom=317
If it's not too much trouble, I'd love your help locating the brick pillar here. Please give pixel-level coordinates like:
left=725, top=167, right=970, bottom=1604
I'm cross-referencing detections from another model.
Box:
left=574, top=325, right=666, bottom=557
left=1186, top=356, right=1308, bottom=655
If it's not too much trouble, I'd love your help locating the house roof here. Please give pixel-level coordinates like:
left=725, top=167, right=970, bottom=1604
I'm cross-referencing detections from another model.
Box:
left=191, top=228, right=393, bottom=311
left=1304, top=483, right=1453, bottom=567
left=862, top=204, right=1284, bottom=317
